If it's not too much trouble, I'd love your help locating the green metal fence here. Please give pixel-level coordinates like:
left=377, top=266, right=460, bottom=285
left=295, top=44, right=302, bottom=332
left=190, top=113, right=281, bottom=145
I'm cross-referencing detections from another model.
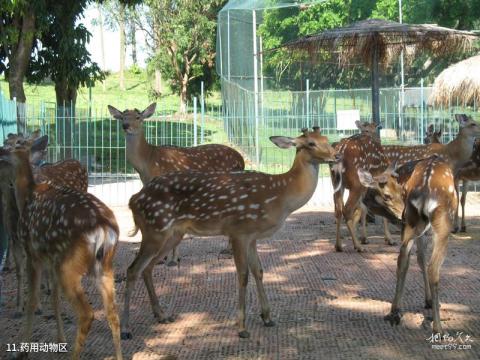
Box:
left=0, top=90, right=17, bottom=140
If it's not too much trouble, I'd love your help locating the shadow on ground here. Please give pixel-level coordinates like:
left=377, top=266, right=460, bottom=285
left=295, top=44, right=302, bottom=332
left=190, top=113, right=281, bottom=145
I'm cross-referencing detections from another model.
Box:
left=1, top=210, right=479, bottom=359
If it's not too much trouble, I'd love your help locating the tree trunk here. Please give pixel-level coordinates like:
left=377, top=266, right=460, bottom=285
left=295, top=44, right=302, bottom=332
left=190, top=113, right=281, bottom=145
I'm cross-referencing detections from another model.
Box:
left=119, top=3, right=126, bottom=91
left=154, top=69, right=162, bottom=94
left=55, top=79, right=77, bottom=159
left=98, top=5, right=106, bottom=91
left=129, top=19, right=137, bottom=65
left=179, top=81, right=188, bottom=114
left=7, top=9, right=36, bottom=131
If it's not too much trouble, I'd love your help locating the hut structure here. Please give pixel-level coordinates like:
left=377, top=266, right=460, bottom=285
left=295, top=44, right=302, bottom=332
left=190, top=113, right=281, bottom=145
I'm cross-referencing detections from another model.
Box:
left=429, top=54, right=480, bottom=107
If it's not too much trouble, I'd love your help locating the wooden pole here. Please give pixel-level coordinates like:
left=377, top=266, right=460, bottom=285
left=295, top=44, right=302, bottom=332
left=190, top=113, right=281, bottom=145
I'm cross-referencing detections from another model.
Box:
left=371, top=36, right=380, bottom=126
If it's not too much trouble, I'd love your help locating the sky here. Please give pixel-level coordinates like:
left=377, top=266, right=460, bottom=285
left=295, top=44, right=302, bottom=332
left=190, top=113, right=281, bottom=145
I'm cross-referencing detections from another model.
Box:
left=82, top=4, right=148, bottom=71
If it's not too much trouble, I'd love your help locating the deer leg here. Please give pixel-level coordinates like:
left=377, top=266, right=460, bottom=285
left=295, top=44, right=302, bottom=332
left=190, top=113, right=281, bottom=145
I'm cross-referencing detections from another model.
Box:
left=231, top=236, right=250, bottom=338
left=359, top=204, right=369, bottom=245
left=429, top=215, right=449, bottom=335
left=11, top=237, right=25, bottom=318
left=247, top=240, right=274, bottom=328
left=166, top=247, right=179, bottom=267
left=220, top=238, right=233, bottom=256
left=122, top=239, right=161, bottom=340
left=334, top=189, right=345, bottom=252
left=20, top=257, right=42, bottom=344
left=452, top=181, right=460, bottom=233
left=143, top=232, right=183, bottom=323
left=415, top=235, right=432, bottom=309
left=344, top=190, right=365, bottom=252
left=384, top=218, right=396, bottom=245
left=96, top=267, right=123, bottom=360
left=460, top=181, right=467, bottom=232
left=60, top=270, right=94, bottom=360
left=50, top=271, right=66, bottom=343
left=385, top=224, right=415, bottom=326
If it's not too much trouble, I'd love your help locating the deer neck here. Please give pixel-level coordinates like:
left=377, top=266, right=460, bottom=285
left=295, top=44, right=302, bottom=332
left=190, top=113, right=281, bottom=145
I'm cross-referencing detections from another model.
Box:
left=444, top=130, right=476, bottom=170
left=125, top=130, right=154, bottom=183
left=279, top=151, right=319, bottom=212
left=13, top=156, right=36, bottom=215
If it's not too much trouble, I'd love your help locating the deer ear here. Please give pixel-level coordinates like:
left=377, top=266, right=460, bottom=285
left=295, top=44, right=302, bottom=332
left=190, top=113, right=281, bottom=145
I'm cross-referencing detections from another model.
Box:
left=357, top=168, right=376, bottom=188
left=142, top=103, right=156, bottom=119
left=455, top=114, right=469, bottom=127
left=270, top=136, right=296, bottom=149
left=108, top=105, right=123, bottom=119
left=29, top=135, right=48, bottom=166
left=427, top=124, right=434, bottom=133
left=436, top=129, right=442, bottom=137
left=355, top=120, right=362, bottom=130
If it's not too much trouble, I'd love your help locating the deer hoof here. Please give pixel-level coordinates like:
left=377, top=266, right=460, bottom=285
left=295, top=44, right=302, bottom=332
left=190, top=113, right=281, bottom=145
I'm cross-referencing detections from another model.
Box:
left=355, top=246, right=365, bottom=253
left=120, top=331, right=133, bottom=340
left=166, top=260, right=178, bottom=267
left=335, top=245, right=344, bottom=252
left=359, top=236, right=369, bottom=245
left=260, top=314, right=275, bottom=327
left=238, top=330, right=250, bottom=338
left=384, top=310, right=402, bottom=326
left=159, top=315, right=175, bottom=324
left=219, top=248, right=233, bottom=256
left=451, top=226, right=459, bottom=234
left=460, top=226, right=467, bottom=233
left=425, top=300, right=433, bottom=309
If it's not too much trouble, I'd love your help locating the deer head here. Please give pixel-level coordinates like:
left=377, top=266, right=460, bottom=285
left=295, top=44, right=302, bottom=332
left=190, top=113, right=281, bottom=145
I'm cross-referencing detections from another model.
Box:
left=355, top=120, right=381, bottom=139
left=3, top=132, right=48, bottom=166
left=108, top=103, right=156, bottom=135
left=270, top=127, right=336, bottom=163
left=424, top=124, right=442, bottom=144
left=455, top=114, right=480, bottom=137
left=357, top=162, right=404, bottom=221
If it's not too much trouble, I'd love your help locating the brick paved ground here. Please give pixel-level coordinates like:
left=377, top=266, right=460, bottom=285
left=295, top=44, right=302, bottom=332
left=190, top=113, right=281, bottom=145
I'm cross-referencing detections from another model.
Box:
left=1, top=197, right=479, bottom=359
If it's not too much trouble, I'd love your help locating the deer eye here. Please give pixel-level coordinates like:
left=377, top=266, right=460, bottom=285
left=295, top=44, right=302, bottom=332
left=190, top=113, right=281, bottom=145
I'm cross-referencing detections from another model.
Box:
left=308, top=142, right=316, bottom=147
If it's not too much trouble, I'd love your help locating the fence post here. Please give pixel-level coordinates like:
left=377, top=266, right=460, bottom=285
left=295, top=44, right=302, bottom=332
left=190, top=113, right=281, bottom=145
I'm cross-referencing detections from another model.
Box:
left=420, top=78, right=424, bottom=141
left=306, top=78, right=310, bottom=128
left=200, top=81, right=205, bottom=144
left=193, top=96, right=198, bottom=146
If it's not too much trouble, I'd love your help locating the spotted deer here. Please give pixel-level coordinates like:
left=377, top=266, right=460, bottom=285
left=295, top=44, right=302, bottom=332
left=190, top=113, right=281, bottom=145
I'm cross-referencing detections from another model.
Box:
left=121, top=128, right=336, bottom=339
left=1, top=134, right=88, bottom=316
left=108, top=103, right=245, bottom=265
left=359, top=155, right=458, bottom=334
left=0, top=138, right=122, bottom=359
left=423, top=124, right=442, bottom=145
left=330, top=121, right=391, bottom=252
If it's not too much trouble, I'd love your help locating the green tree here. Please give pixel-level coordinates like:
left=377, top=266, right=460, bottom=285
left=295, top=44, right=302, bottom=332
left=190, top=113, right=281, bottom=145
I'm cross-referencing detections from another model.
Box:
left=139, top=0, right=225, bottom=113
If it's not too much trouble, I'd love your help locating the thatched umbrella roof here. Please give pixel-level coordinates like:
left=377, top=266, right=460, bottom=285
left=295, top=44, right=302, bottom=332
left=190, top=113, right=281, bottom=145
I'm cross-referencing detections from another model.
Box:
left=429, top=54, right=480, bottom=107
left=271, top=19, right=478, bottom=124
left=276, top=19, right=477, bottom=68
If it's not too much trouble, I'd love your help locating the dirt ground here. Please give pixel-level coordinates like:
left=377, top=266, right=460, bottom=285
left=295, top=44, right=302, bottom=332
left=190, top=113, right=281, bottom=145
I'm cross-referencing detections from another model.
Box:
left=1, top=195, right=480, bottom=360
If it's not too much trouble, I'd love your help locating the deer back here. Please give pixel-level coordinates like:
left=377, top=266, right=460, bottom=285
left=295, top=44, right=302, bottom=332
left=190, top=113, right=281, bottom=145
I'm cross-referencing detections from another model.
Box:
left=34, top=159, right=88, bottom=192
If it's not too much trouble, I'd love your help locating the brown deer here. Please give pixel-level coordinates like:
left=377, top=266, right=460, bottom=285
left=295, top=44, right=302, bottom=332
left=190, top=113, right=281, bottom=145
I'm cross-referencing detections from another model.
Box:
left=0, top=138, right=122, bottom=359
left=359, top=155, right=458, bottom=334
left=121, top=127, right=336, bottom=339
left=108, top=103, right=245, bottom=265
left=423, top=124, right=442, bottom=145
left=331, top=121, right=391, bottom=252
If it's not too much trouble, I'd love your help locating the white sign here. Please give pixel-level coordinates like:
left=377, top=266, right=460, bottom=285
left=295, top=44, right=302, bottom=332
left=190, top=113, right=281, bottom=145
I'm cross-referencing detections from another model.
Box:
left=336, top=110, right=360, bottom=130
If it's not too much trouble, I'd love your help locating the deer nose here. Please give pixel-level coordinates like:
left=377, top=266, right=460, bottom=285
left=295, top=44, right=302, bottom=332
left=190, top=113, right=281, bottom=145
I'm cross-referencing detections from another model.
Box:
left=122, top=124, right=129, bottom=131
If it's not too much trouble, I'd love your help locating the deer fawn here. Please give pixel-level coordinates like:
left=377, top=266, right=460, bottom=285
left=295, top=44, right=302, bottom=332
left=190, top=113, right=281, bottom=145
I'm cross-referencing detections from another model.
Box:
left=108, top=103, right=245, bottom=265
left=359, top=155, right=458, bottom=334
left=330, top=121, right=390, bottom=252
left=0, top=137, right=122, bottom=359
left=121, top=127, right=336, bottom=339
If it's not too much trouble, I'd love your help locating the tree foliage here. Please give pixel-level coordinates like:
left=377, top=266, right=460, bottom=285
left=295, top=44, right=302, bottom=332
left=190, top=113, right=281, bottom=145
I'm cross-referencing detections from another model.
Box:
left=138, top=0, right=226, bottom=113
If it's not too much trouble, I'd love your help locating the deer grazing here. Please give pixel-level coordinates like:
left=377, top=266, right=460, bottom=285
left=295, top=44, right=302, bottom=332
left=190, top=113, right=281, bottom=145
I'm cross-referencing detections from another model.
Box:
left=358, top=116, right=480, bottom=333
left=108, top=103, right=245, bottom=264
left=330, top=121, right=391, bottom=252
left=0, top=137, right=122, bottom=359
left=121, top=127, right=336, bottom=339
left=358, top=155, right=458, bottom=334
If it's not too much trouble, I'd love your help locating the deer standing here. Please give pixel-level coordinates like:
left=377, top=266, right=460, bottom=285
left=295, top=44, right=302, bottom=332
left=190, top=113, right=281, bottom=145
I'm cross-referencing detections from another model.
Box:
left=0, top=138, right=122, bottom=359
left=358, top=155, right=459, bottom=334
left=108, top=103, right=245, bottom=265
left=1, top=133, right=88, bottom=316
left=121, top=128, right=336, bottom=339
left=330, top=121, right=391, bottom=252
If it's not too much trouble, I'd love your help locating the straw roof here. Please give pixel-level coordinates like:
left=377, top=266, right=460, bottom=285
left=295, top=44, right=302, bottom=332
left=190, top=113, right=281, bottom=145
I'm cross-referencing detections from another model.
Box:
left=429, top=54, right=480, bottom=107
left=274, top=19, right=478, bottom=69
